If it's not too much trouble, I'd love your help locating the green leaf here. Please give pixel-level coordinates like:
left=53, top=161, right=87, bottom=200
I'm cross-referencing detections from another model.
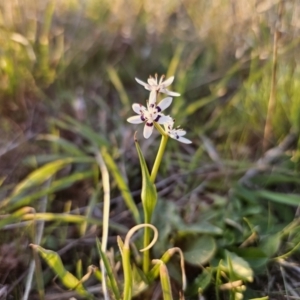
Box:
left=183, top=235, right=216, bottom=266
left=5, top=169, right=95, bottom=211
left=255, top=190, right=300, bottom=206
left=23, top=154, right=73, bottom=167
left=178, top=221, right=223, bottom=236
left=187, top=268, right=212, bottom=296
left=223, top=250, right=254, bottom=282
left=11, top=158, right=75, bottom=197
left=233, top=248, right=269, bottom=270
left=0, top=207, right=34, bottom=229
left=107, top=65, right=130, bottom=107
left=260, top=233, right=281, bottom=258
left=185, top=95, right=218, bottom=116
left=96, top=238, right=121, bottom=300
left=51, top=116, right=108, bottom=147
left=252, top=173, right=300, bottom=186
left=117, top=236, right=124, bottom=255
left=157, top=262, right=173, bottom=300
left=234, top=185, right=258, bottom=203
left=37, top=134, right=86, bottom=156
left=152, top=200, right=184, bottom=255
left=135, top=138, right=157, bottom=221
left=30, top=244, right=92, bottom=298
left=101, top=147, right=140, bottom=224
left=131, top=264, right=149, bottom=297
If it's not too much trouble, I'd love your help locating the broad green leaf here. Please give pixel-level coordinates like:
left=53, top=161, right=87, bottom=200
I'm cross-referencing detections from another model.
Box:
left=255, top=190, right=300, bottom=206
left=260, top=234, right=281, bottom=258
left=178, top=221, right=223, bottom=236
left=151, top=200, right=186, bottom=257
left=101, top=147, right=140, bottom=224
left=242, top=205, right=263, bottom=215
left=187, top=268, right=212, bottom=296
left=233, top=248, right=269, bottom=270
left=183, top=235, right=216, bottom=265
left=235, top=185, right=300, bottom=206
left=30, top=244, right=92, bottom=298
left=252, top=173, right=300, bottom=186
left=223, top=250, right=253, bottom=282
left=234, top=185, right=258, bottom=203
left=135, top=138, right=157, bottom=221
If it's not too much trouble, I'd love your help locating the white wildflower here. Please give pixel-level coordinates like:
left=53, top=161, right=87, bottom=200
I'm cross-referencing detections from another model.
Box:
left=127, top=97, right=173, bottom=139
left=135, top=74, right=180, bottom=105
left=164, top=119, right=192, bottom=144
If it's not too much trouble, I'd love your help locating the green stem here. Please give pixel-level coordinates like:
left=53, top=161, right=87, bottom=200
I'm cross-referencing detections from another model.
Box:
left=159, top=263, right=173, bottom=300
left=150, top=124, right=169, bottom=183
left=143, top=213, right=151, bottom=273
left=142, top=124, right=168, bottom=273
left=123, top=247, right=132, bottom=300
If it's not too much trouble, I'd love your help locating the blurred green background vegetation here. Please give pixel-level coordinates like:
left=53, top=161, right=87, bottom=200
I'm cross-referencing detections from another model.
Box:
left=1, top=0, right=300, bottom=153
left=1, top=0, right=300, bottom=299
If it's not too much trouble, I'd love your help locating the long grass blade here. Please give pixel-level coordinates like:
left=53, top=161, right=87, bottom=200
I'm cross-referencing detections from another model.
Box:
left=95, top=149, right=110, bottom=300
left=96, top=238, right=121, bottom=300
left=101, top=147, right=140, bottom=224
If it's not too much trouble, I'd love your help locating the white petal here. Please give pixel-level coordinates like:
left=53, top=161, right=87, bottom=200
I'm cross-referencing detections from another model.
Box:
left=148, top=77, right=157, bottom=86
left=169, top=133, right=192, bottom=143
left=157, top=115, right=173, bottom=124
left=176, top=129, right=187, bottom=136
left=161, top=76, right=174, bottom=87
left=143, top=123, right=153, bottom=138
left=158, top=75, right=164, bottom=85
left=149, top=90, right=157, bottom=105
left=162, top=88, right=181, bottom=97
left=176, top=136, right=192, bottom=144
left=157, top=97, right=172, bottom=111
left=135, top=77, right=148, bottom=87
left=127, top=116, right=144, bottom=124
left=163, top=117, right=173, bottom=130
left=132, top=103, right=146, bottom=114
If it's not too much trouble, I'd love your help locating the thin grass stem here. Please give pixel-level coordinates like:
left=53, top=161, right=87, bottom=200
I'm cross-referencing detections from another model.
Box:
left=22, top=179, right=51, bottom=300
left=263, top=0, right=284, bottom=151
left=95, top=149, right=110, bottom=300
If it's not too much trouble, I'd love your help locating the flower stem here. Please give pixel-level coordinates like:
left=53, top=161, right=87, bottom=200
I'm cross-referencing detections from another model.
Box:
left=151, top=124, right=169, bottom=183
left=143, top=214, right=151, bottom=273
left=142, top=124, right=168, bottom=274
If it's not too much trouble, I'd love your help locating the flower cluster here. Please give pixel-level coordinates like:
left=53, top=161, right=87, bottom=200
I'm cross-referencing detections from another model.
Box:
left=127, top=74, right=192, bottom=144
